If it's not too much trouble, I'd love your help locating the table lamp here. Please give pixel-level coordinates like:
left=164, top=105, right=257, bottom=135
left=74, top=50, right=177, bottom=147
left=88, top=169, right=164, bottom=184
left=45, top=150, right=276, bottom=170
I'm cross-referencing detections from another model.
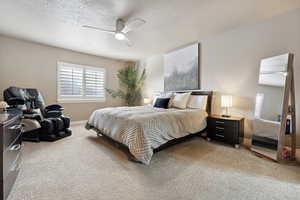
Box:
left=221, top=95, right=232, bottom=117
left=0, top=101, right=8, bottom=112
left=144, top=98, right=151, bottom=105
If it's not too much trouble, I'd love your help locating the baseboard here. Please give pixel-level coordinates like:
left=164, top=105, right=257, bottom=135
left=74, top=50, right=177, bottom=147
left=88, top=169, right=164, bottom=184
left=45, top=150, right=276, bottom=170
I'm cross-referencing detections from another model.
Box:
left=71, top=120, right=87, bottom=126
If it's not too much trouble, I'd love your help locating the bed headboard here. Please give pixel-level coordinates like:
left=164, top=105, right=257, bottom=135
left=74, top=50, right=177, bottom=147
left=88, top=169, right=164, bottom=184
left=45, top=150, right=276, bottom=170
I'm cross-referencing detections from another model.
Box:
left=175, top=90, right=213, bottom=115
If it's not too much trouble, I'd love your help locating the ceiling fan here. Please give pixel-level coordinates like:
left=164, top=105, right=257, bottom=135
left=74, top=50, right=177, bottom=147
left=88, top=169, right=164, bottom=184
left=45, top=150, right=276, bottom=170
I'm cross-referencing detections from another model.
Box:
left=83, top=18, right=146, bottom=46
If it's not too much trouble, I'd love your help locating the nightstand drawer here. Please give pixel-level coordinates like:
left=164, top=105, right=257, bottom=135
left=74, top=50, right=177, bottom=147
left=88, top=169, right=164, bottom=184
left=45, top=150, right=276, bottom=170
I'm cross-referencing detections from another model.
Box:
left=210, top=126, right=234, bottom=142
left=214, top=130, right=226, bottom=140
left=215, top=126, right=226, bottom=135
left=210, top=118, right=237, bottom=128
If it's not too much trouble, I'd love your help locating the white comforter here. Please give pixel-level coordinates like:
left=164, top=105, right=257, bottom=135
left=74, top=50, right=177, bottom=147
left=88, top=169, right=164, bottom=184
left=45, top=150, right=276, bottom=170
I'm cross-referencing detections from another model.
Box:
left=86, top=106, right=208, bottom=164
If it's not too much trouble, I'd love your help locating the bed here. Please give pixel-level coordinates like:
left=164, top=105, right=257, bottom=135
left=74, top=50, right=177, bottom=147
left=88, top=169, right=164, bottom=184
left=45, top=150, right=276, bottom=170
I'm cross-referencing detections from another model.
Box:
left=86, top=91, right=213, bottom=164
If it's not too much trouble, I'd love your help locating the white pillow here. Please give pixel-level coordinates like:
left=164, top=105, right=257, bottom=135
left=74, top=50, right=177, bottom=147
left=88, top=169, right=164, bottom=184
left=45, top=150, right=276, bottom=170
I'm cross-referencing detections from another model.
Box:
left=187, top=95, right=208, bottom=110
left=171, top=92, right=191, bottom=109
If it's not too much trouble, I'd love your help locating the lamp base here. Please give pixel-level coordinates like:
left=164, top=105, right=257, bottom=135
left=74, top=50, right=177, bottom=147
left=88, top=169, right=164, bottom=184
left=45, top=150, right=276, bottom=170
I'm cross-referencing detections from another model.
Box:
left=221, top=114, right=231, bottom=118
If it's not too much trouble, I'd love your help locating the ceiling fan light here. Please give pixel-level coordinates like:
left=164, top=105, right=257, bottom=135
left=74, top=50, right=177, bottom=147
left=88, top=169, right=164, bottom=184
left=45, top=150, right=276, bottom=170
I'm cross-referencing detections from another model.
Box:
left=115, top=32, right=125, bottom=40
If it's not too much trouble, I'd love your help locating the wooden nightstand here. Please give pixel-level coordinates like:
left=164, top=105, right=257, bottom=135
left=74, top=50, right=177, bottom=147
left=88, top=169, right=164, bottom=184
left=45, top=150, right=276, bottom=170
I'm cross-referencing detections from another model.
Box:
left=207, top=114, right=244, bottom=148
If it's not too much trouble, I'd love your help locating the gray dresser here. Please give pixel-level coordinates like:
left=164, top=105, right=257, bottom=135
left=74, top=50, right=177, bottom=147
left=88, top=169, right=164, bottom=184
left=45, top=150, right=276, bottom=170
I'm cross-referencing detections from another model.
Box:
left=0, top=109, right=22, bottom=200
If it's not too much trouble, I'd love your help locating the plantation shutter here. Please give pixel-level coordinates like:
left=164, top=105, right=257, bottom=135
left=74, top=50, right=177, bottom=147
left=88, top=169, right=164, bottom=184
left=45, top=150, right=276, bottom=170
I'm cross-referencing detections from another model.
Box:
left=57, top=62, right=106, bottom=102
left=84, top=68, right=105, bottom=98
left=58, top=64, right=83, bottom=97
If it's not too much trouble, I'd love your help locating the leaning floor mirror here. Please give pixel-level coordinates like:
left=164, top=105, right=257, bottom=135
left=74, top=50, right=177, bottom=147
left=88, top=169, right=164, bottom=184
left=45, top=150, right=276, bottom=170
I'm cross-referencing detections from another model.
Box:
left=251, top=53, right=296, bottom=162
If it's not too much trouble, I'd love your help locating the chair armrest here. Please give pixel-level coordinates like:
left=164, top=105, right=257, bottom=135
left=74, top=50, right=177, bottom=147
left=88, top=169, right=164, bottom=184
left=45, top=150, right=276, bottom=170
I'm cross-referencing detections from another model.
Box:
left=45, top=104, right=64, bottom=112
left=45, top=110, right=62, bottom=118
left=23, top=114, right=42, bottom=121
left=7, top=97, right=25, bottom=106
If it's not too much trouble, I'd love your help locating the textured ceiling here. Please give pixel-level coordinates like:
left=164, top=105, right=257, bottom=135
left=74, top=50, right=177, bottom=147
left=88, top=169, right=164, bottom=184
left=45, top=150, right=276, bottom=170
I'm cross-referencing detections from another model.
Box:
left=1, top=0, right=300, bottom=60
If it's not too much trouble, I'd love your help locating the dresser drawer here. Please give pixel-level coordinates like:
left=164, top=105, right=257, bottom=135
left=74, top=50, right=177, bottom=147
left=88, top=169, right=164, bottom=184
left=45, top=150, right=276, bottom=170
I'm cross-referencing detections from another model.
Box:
left=3, top=135, right=22, bottom=180
left=0, top=109, right=23, bottom=200
left=3, top=155, right=21, bottom=200
left=3, top=118, right=22, bottom=151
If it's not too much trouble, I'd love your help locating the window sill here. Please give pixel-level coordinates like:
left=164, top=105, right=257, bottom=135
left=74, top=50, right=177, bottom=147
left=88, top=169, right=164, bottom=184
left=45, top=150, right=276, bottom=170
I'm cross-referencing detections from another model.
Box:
left=57, top=99, right=106, bottom=104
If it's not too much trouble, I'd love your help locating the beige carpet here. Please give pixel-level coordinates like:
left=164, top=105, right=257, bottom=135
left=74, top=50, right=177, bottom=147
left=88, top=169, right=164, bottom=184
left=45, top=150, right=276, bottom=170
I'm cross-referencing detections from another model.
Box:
left=8, top=124, right=300, bottom=200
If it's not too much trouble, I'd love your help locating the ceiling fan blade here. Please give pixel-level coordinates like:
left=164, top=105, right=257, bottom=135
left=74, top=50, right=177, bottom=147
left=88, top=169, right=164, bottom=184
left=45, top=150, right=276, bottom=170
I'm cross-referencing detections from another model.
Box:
left=122, top=18, right=146, bottom=33
left=124, top=36, right=133, bottom=47
left=82, top=25, right=115, bottom=34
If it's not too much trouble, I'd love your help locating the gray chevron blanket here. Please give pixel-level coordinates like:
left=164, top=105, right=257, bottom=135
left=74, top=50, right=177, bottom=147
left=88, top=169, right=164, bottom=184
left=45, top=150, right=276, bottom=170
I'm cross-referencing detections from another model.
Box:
left=86, top=106, right=207, bottom=164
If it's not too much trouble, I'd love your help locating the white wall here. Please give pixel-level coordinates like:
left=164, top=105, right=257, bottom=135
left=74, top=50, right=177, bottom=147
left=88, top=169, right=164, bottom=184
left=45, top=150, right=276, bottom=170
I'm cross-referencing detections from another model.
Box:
left=0, top=35, right=129, bottom=121
left=141, top=9, right=300, bottom=145
left=140, top=56, right=164, bottom=98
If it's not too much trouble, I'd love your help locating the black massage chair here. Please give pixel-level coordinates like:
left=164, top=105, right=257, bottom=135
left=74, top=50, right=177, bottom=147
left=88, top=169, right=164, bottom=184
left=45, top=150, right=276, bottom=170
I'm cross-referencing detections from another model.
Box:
left=4, top=87, right=72, bottom=142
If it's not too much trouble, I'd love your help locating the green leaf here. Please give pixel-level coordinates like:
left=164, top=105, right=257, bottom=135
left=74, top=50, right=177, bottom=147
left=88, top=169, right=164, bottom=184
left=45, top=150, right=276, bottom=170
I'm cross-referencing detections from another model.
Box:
left=106, top=65, right=146, bottom=106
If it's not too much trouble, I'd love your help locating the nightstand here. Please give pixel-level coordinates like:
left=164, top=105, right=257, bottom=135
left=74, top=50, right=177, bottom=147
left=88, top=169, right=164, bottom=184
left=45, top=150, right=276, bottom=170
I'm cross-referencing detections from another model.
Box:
left=207, top=114, right=244, bottom=148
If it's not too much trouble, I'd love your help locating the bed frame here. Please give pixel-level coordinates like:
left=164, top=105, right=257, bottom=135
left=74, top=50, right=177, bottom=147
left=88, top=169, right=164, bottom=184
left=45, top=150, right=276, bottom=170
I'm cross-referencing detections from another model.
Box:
left=89, top=90, right=213, bottom=162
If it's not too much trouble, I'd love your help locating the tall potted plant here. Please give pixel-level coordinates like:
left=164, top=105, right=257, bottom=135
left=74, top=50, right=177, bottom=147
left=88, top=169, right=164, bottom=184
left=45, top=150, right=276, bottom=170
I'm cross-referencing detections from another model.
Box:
left=106, top=65, right=146, bottom=106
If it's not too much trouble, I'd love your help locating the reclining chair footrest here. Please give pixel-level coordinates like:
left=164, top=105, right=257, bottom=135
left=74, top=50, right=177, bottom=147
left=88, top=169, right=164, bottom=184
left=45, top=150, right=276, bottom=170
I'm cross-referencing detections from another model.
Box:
left=39, top=129, right=72, bottom=142
left=22, top=129, right=41, bottom=142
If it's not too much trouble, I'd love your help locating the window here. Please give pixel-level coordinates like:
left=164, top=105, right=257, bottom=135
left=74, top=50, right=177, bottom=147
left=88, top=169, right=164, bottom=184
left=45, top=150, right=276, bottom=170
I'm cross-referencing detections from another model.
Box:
left=57, top=62, right=105, bottom=103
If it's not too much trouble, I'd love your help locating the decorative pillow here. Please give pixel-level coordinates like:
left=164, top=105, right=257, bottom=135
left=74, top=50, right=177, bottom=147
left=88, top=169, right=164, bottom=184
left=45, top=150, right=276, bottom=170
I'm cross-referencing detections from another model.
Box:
left=187, top=95, right=208, bottom=110
left=152, top=92, right=173, bottom=105
left=153, top=98, right=170, bottom=109
left=170, top=92, right=191, bottom=109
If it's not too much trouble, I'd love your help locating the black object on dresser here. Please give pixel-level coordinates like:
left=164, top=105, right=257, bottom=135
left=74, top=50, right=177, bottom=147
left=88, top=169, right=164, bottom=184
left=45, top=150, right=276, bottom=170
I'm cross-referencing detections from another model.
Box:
left=0, top=109, right=23, bottom=200
left=207, top=114, right=244, bottom=148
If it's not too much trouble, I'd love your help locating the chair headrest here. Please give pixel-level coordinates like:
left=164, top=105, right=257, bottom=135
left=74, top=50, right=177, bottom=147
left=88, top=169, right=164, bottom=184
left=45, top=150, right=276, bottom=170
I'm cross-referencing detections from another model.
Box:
left=5, top=87, right=28, bottom=101
left=26, top=88, right=45, bottom=108
left=4, top=87, right=45, bottom=109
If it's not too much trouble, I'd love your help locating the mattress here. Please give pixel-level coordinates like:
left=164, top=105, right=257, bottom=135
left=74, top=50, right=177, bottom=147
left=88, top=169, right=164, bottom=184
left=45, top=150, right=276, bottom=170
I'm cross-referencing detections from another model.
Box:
left=86, top=105, right=208, bottom=164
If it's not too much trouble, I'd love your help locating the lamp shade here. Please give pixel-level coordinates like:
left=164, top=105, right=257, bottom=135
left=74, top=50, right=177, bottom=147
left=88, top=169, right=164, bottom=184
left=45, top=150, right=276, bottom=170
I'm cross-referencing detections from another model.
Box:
left=144, top=98, right=151, bottom=104
left=221, top=95, right=233, bottom=108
